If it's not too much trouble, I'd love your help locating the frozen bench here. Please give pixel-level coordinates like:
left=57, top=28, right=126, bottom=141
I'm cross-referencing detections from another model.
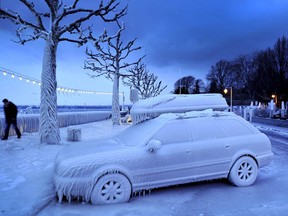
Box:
left=67, top=126, right=82, bottom=141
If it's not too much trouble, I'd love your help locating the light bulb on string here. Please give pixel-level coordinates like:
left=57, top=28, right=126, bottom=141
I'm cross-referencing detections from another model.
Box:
left=1, top=68, right=115, bottom=98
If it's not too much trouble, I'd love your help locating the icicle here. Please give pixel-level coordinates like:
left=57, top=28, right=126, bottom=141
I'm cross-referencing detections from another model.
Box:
left=57, top=191, right=63, bottom=204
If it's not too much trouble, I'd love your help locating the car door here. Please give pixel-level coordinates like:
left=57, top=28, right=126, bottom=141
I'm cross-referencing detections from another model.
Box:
left=191, top=118, right=234, bottom=180
left=131, top=119, right=198, bottom=189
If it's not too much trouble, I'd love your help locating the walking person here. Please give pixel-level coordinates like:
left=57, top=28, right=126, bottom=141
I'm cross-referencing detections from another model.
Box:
left=1, top=99, right=21, bottom=140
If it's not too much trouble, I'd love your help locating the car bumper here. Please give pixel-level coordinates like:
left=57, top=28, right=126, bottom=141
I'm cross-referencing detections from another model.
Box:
left=54, top=174, right=94, bottom=203
left=256, top=152, right=274, bottom=168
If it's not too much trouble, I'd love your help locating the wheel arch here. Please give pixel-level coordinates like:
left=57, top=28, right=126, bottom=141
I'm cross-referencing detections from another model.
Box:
left=90, top=165, right=133, bottom=194
left=229, top=150, right=259, bottom=173
left=228, top=153, right=259, bottom=187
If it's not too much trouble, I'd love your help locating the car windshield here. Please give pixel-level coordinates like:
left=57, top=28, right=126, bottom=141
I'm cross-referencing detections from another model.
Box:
left=115, top=119, right=164, bottom=146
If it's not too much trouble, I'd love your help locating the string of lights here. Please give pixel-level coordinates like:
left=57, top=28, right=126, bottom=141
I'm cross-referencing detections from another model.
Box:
left=0, top=66, right=123, bottom=96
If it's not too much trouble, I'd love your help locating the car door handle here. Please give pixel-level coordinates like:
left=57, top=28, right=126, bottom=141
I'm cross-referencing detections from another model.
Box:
left=225, top=144, right=230, bottom=148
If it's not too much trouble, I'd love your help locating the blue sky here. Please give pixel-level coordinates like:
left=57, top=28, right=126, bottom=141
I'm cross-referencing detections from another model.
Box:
left=1, top=0, right=288, bottom=105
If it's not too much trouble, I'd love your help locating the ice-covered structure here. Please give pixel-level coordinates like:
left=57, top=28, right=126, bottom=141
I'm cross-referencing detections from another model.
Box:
left=53, top=94, right=274, bottom=205
left=53, top=108, right=273, bottom=205
left=130, top=93, right=228, bottom=124
left=0, top=111, right=111, bottom=137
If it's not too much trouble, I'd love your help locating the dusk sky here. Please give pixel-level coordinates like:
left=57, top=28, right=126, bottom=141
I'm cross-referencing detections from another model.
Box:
left=1, top=0, right=288, bottom=105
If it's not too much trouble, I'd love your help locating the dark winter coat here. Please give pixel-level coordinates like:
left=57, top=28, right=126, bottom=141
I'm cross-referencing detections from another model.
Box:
left=4, top=102, right=18, bottom=123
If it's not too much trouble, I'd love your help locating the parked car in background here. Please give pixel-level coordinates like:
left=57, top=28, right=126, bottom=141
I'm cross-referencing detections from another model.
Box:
left=54, top=106, right=273, bottom=205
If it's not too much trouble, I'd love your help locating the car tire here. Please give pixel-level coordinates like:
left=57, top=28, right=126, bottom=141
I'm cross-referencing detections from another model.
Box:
left=91, top=173, right=131, bottom=205
left=228, top=156, right=258, bottom=187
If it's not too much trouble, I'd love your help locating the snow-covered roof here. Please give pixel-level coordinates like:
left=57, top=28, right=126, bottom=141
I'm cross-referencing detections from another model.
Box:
left=130, top=93, right=228, bottom=124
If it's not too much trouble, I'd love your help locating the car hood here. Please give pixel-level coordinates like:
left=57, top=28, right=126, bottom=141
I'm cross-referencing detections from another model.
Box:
left=54, top=138, right=131, bottom=177
left=56, top=138, right=124, bottom=162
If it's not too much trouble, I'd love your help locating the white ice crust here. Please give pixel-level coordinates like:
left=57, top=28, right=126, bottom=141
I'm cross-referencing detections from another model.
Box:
left=53, top=109, right=273, bottom=204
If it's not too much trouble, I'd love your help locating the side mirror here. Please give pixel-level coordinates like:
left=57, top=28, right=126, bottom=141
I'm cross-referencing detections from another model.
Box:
left=146, top=139, right=162, bottom=152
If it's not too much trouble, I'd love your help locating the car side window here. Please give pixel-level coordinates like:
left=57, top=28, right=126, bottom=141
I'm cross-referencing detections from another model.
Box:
left=193, top=118, right=226, bottom=140
left=151, top=119, right=194, bottom=145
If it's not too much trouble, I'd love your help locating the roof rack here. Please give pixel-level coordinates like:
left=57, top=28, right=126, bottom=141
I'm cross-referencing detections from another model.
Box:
left=130, top=93, right=228, bottom=124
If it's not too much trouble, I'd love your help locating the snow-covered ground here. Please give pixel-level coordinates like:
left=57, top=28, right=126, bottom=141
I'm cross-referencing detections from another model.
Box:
left=0, top=120, right=288, bottom=216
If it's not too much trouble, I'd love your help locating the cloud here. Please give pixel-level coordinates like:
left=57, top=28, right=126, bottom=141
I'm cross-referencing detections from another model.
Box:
left=1, top=0, right=288, bottom=101
left=124, top=0, right=288, bottom=80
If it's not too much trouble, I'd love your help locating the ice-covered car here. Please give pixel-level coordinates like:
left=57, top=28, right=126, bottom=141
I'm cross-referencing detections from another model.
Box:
left=54, top=109, right=273, bottom=205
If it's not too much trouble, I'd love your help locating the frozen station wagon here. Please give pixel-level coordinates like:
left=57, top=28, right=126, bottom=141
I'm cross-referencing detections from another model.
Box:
left=53, top=94, right=273, bottom=205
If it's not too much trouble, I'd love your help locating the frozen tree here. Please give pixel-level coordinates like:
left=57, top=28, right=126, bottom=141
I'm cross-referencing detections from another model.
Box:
left=207, top=80, right=219, bottom=93
left=124, top=63, right=167, bottom=99
left=274, top=36, right=288, bottom=78
left=231, top=54, right=257, bottom=99
left=250, top=37, right=288, bottom=101
left=84, top=23, right=144, bottom=125
left=206, top=60, right=233, bottom=93
left=192, top=79, right=205, bottom=94
left=273, top=36, right=288, bottom=101
left=173, top=76, right=195, bottom=94
left=252, top=49, right=279, bottom=100
left=0, top=0, right=126, bottom=144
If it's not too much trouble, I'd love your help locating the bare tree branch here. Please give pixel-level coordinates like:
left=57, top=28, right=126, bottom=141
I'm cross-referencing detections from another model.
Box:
left=57, top=0, right=127, bottom=39
left=84, top=23, right=144, bottom=78
left=84, top=22, right=144, bottom=124
left=0, top=0, right=128, bottom=142
left=1, top=0, right=127, bottom=46
left=0, top=1, right=50, bottom=44
left=0, top=8, right=46, bottom=32
left=20, top=0, right=46, bottom=30
left=124, top=63, right=167, bottom=99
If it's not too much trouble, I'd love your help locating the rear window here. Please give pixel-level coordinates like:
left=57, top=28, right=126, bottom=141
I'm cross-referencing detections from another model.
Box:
left=188, top=116, right=256, bottom=140
left=216, top=118, right=257, bottom=136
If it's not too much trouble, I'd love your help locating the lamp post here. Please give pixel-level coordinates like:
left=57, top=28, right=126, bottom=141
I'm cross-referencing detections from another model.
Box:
left=224, top=87, right=233, bottom=112
left=179, top=66, right=182, bottom=95
left=271, top=94, right=277, bottom=107
left=122, top=91, right=125, bottom=111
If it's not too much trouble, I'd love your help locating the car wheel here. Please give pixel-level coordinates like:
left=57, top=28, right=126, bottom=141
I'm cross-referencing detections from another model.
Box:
left=91, top=173, right=131, bottom=205
left=228, top=156, right=258, bottom=187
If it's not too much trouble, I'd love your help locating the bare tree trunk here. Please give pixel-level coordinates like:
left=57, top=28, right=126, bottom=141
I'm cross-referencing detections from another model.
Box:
left=112, top=74, right=120, bottom=125
left=39, top=38, right=60, bottom=144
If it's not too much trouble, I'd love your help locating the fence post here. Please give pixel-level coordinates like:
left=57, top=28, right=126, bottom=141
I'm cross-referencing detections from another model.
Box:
left=269, top=100, right=274, bottom=118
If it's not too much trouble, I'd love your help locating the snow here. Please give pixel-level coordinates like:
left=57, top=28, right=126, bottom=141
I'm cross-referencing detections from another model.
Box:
left=0, top=119, right=288, bottom=216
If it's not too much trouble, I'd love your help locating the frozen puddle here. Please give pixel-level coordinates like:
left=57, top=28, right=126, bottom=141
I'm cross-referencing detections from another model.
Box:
left=1, top=176, right=26, bottom=191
